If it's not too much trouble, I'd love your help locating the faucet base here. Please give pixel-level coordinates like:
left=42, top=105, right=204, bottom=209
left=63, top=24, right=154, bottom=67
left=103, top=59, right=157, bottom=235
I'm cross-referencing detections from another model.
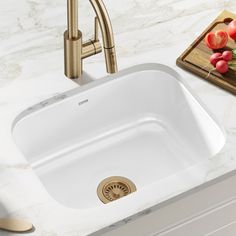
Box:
left=64, top=30, right=83, bottom=79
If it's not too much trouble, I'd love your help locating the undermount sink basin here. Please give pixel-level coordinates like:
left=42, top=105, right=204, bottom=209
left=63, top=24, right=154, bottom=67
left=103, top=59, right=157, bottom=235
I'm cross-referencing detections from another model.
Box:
left=12, top=64, right=225, bottom=210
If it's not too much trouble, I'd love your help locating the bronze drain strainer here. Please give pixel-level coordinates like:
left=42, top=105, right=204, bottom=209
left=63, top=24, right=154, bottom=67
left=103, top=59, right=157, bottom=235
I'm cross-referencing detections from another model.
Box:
left=97, top=176, right=137, bottom=204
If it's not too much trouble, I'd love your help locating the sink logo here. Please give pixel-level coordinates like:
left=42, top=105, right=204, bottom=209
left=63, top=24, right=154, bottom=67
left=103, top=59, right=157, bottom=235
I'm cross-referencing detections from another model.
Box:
left=78, top=99, right=88, bottom=106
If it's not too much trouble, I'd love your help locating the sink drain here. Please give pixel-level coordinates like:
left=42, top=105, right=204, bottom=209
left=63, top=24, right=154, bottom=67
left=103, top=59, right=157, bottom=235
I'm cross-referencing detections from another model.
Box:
left=97, top=176, right=137, bottom=204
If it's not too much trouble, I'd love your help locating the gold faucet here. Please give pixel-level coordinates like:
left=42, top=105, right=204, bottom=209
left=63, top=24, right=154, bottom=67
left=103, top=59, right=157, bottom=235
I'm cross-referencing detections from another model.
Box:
left=64, top=0, right=118, bottom=79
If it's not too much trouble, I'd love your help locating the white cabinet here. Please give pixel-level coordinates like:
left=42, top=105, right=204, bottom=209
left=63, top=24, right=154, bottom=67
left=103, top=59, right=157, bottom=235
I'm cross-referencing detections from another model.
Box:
left=160, top=198, right=236, bottom=236
left=208, top=221, right=236, bottom=236
left=94, top=173, right=236, bottom=236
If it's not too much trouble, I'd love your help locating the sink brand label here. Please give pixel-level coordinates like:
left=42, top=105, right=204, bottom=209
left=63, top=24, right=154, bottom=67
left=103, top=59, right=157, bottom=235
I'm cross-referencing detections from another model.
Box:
left=78, top=99, right=88, bottom=106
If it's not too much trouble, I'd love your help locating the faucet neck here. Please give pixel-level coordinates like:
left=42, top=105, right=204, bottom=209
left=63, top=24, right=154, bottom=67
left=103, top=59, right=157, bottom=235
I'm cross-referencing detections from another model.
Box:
left=67, top=0, right=79, bottom=39
left=64, top=0, right=118, bottom=79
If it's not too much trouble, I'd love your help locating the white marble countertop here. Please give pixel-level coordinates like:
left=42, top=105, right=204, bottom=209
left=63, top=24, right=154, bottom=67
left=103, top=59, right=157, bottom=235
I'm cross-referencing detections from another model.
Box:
left=1, top=0, right=236, bottom=235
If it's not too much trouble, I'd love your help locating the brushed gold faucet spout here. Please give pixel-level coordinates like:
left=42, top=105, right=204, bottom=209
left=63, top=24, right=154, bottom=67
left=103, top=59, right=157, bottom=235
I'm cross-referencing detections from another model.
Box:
left=64, top=0, right=118, bottom=79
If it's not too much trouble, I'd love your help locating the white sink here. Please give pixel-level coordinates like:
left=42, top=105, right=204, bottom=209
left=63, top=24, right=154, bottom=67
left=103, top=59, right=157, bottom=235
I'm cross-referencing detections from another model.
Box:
left=12, top=64, right=225, bottom=210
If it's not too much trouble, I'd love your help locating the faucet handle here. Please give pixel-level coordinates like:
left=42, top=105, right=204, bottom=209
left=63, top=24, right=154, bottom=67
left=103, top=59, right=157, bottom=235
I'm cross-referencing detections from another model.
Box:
left=94, top=17, right=99, bottom=42
left=82, top=17, right=102, bottom=59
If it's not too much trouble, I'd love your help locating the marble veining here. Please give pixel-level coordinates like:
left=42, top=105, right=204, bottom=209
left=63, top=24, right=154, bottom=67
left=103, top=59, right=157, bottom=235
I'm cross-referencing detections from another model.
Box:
left=1, top=0, right=236, bottom=235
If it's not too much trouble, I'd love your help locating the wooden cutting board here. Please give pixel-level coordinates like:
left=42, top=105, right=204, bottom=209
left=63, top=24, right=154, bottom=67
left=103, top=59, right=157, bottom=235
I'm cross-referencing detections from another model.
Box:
left=177, top=10, right=236, bottom=94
